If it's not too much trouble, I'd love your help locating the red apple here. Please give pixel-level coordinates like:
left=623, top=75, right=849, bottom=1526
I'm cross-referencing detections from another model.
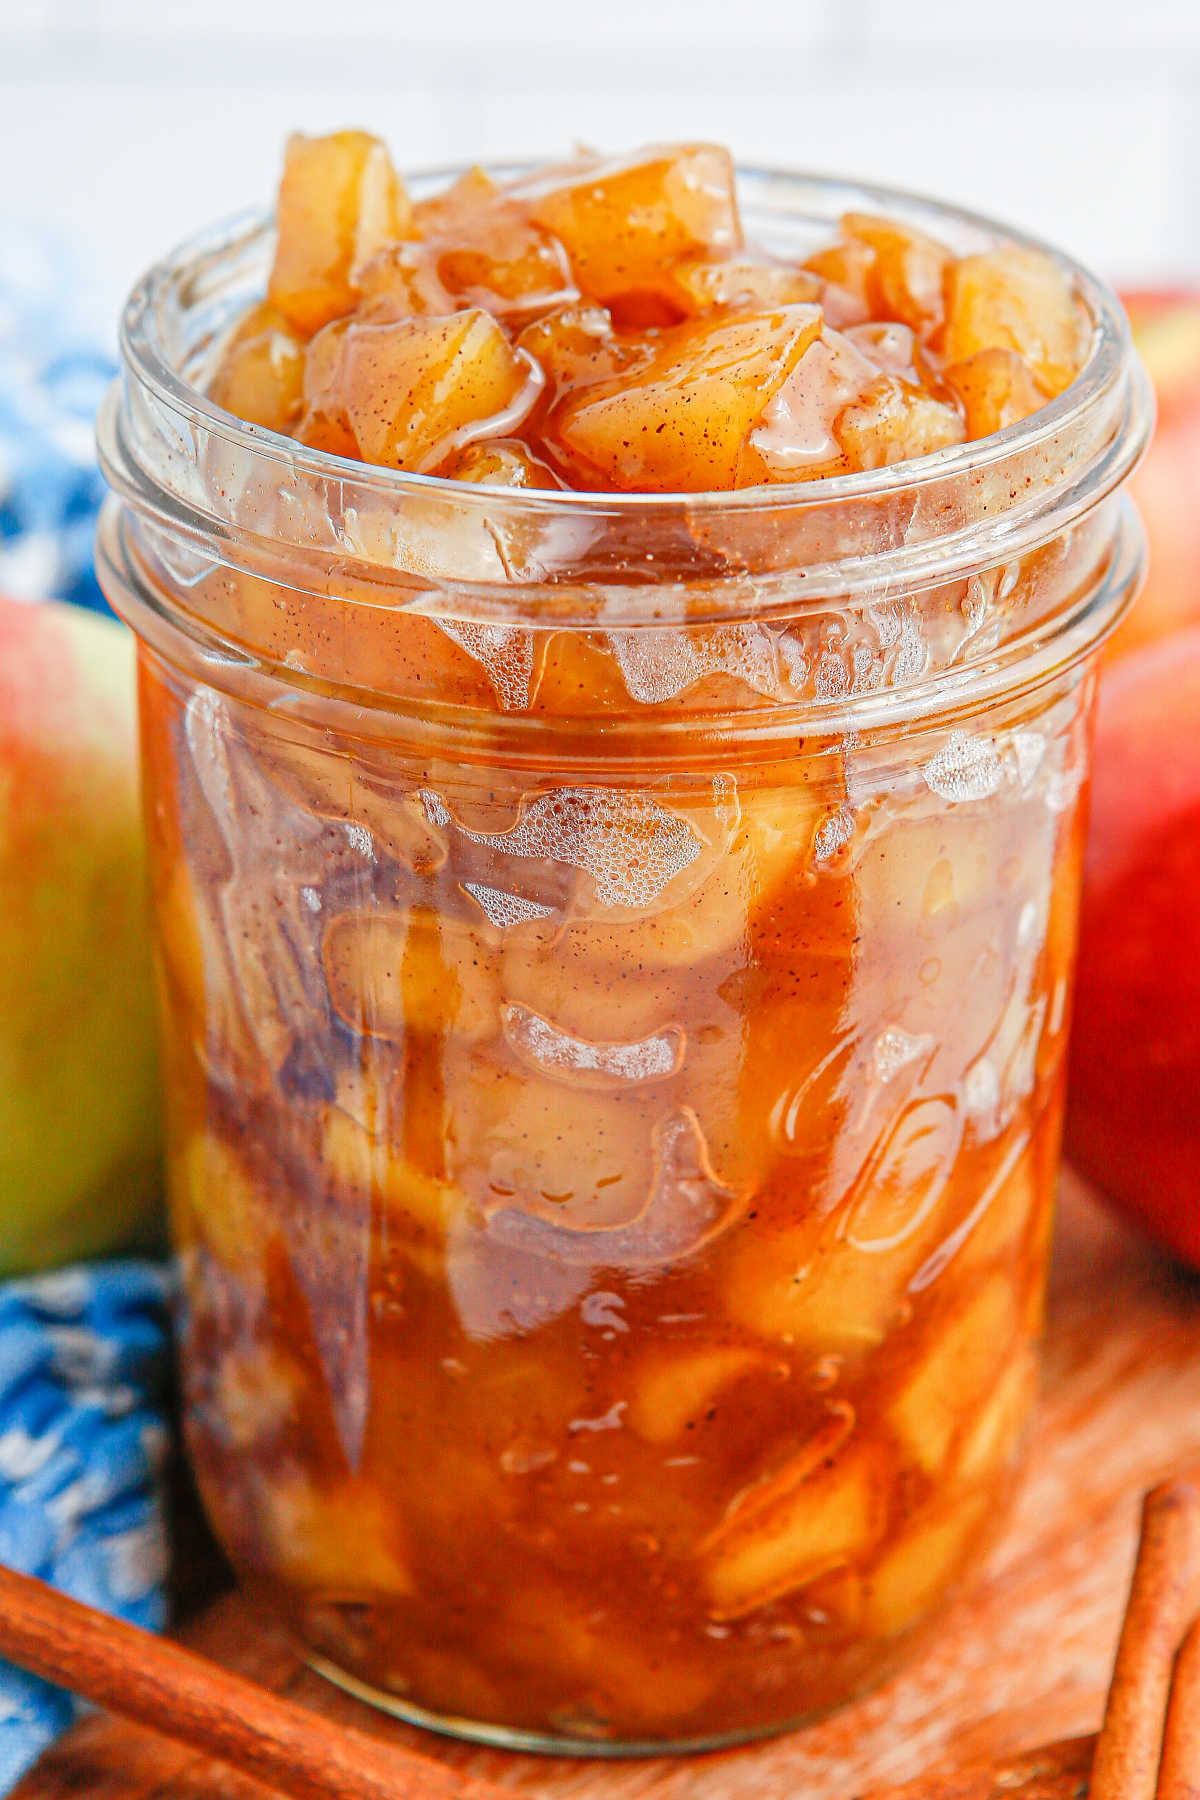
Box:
left=1107, top=291, right=1200, bottom=663
left=0, top=596, right=163, bottom=1274
left=1065, top=625, right=1200, bottom=1263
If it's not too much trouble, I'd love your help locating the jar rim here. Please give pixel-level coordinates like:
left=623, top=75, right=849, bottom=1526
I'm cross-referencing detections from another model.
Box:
left=100, top=159, right=1152, bottom=660
left=117, top=160, right=1142, bottom=516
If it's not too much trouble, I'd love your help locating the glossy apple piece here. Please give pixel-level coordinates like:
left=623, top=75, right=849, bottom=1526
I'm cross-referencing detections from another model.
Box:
left=207, top=140, right=1100, bottom=497
left=413, top=171, right=577, bottom=320
left=268, top=130, right=411, bottom=335
left=943, top=347, right=1048, bottom=437
left=943, top=247, right=1088, bottom=399
left=739, top=326, right=880, bottom=482
left=208, top=302, right=306, bottom=434
left=834, top=378, right=966, bottom=468
left=328, top=311, right=537, bottom=471
left=525, top=144, right=742, bottom=323
left=352, top=241, right=457, bottom=318
left=440, top=438, right=562, bottom=488
left=841, top=211, right=953, bottom=333
left=1065, top=626, right=1200, bottom=1263
left=667, top=254, right=820, bottom=316
left=554, top=305, right=822, bottom=491
left=803, top=237, right=875, bottom=323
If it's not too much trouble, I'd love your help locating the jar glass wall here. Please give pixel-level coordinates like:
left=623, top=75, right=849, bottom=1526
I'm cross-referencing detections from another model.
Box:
left=98, top=169, right=1150, bottom=1754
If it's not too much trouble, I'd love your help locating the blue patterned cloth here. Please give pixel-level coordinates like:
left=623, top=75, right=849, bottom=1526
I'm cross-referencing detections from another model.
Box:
left=0, top=1263, right=172, bottom=1791
left=0, top=231, right=116, bottom=615
left=0, top=238, right=170, bottom=1793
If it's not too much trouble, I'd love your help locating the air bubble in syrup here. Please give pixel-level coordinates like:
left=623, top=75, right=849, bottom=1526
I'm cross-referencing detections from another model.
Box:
left=921, top=732, right=1004, bottom=804
left=423, top=786, right=702, bottom=909
left=607, top=624, right=780, bottom=705
left=437, top=619, right=536, bottom=711
left=811, top=806, right=855, bottom=865
left=342, top=821, right=376, bottom=860
left=463, top=883, right=555, bottom=930
left=421, top=790, right=451, bottom=829
left=502, top=1001, right=684, bottom=1087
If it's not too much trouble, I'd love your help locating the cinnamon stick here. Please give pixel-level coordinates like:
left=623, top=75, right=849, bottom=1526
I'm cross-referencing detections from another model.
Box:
left=0, top=1562, right=504, bottom=1800
left=1090, top=1479, right=1200, bottom=1800
left=1157, top=1615, right=1200, bottom=1800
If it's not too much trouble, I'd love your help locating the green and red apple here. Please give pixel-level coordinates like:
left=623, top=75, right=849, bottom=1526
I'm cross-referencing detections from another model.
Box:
left=0, top=596, right=162, bottom=1274
left=1107, top=291, right=1200, bottom=664
left=1065, top=626, right=1200, bottom=1264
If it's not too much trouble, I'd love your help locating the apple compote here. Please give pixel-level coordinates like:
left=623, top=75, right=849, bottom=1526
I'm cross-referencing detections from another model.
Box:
left=208, top=136, right=1093, bottom=493
left=97, top=141, right=1151, bottom=1751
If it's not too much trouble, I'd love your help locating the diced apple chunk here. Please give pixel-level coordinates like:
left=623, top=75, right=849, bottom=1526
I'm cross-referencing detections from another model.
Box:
left=800, top=1565, right=865, bottom=1631
left=470, top=1067, right=659, bottom=1233
left=176, top=1131, right=272, bottom=1277
left=498, top=1582, right=717, bottom=1729
left=322, top=906, right=500, bottom=1042
left=626, top=1344, right=788, bottom=1442
left=702, top=1436, right=886, bottom=1620
left=740, top=327, right=879, bottom=482
left=352, top=241, right=455, bottom=317
left=413, top=166, right=499, bottom=233
left=208, top=301, right=305, bottom=433
left=943, top=348, right=1049, bottom=437
left=268, top=130, right=411, bottom=334
left=515, top=303, right=642, bottom=402
left=724, top=1223, right=914, bottom=1357
left=887, top=1272, right=1022, bottom=1475
left=943, top=248, right=1089, bottom=398
left=295, top=407, right=360, bottom=460
left=557, top=306, right=822, bottom=492
left=955, top=1346, right=1036, bottom=1483
left=214, top=141, right=1088, bottom=493
left=862, top=1491, right=989, bottom=1638
left=669, top=255, right=821, bottom=316
left=526, top=144, right=742, bottom=318
left=297, top=317, right=358, bottom=457
left=957, top=1136, right=1041, bottom=1272
left=319, top=1101, right=455, bottom=1256
left=336, top=311, right=537, bottom=471
left=835, top=379, right=966, bottom=469
left=843, top=211, right=953, bottom=332
left=804, top=238, right=876, bottom=319
left=212, top=1343, right=304, bottom=1451
left=752, top=1224, right=921, bottom=1353
left=440, top=438, right=561, bottom=488
left=844, top=321, right=920, bottom=381
left=437, top=213, right=575, bottom=319
left=726, top=1097, right=961, bottom=1353
left=258, top=1472, right=412, bottom=1595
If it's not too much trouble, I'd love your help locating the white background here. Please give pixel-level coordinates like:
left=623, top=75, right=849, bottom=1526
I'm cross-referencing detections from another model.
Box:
left=3, top=0, right=1200, bottom=341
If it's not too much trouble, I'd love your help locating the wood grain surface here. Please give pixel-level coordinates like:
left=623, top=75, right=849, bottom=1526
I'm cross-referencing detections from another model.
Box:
left=14, top=1170, right=1200, bottom=1800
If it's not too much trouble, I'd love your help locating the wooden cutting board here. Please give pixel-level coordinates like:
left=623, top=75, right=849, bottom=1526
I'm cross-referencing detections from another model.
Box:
left=14, top=1171, right=1200, bottom=1800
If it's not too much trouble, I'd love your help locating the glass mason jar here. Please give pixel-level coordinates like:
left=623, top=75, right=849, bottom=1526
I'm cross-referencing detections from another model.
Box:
left=97, top=169, right=1150, bottom=1754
